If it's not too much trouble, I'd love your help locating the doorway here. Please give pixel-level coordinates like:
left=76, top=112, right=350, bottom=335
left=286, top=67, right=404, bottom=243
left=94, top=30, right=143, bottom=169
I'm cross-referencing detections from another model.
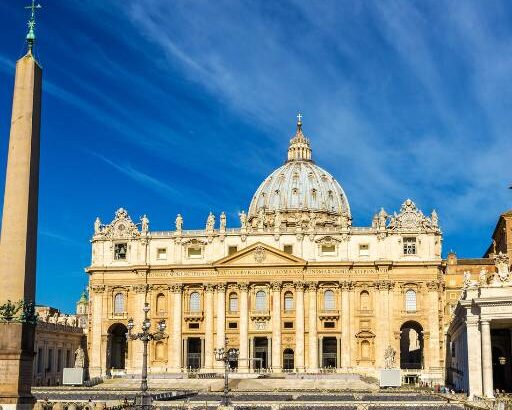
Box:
left=107, top=323, right=127, bottom=370
left=254, top=337, right=268, bottom=370
left=187, top=338, right=202, bottom=370
left=322, top=337, right=337, bottom=369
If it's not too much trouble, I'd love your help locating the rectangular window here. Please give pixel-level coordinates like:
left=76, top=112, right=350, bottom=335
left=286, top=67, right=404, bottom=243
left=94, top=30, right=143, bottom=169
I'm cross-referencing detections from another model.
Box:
left=156, top=248, right=167, bottom=260
left=359, top=244, right=369, bottom=257
left=283, top=245, right=293, bottom=254
left=66, top=350, right=71, bottom=368
left=228, top=322, right=238, bottom=329
left=324, top=322, right=335, bottom=329
left=187, top=247, right=202, bottom=258
left=188, top=323, right=199, bottom=329
left=57, top=349, right=62, bottom=372
left=403, top=237, right=417, bottom=255
left=114, top=243, right=127, bottom=260
left=283, top=321, right=294, bottom=329
left=37, top=348, right=43, bottom=373
left=321, top=244, right=336, bottom=255
left=47, top=349, right=53, bottom=371
left=228, top=246, right=238, bottom=256
left=229, top=296, right=238, bottom=312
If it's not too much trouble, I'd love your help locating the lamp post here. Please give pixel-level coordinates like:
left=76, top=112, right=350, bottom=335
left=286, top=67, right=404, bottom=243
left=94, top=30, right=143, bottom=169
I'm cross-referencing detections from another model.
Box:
left=214, top=344, right=239, bottom=407
left=127, top=293, right=166, bottom=410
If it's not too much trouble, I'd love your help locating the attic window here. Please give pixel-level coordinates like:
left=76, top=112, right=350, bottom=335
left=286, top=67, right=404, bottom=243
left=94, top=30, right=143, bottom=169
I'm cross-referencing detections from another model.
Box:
left=283, top=245, right=293, bottom=255
left=157, top=248, right=167, bottom=260
left=321, top=244, right=336, bottom=255
left=228, top=246, right=238, bottom=256
left=187, top=247, right=203, bottom=258
left=359, top=244, right=369, bottom=257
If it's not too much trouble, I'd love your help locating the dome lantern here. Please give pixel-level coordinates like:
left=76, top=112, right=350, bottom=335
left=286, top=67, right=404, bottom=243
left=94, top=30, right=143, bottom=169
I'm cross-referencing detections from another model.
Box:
left=287, top=113, right=312, bottom=162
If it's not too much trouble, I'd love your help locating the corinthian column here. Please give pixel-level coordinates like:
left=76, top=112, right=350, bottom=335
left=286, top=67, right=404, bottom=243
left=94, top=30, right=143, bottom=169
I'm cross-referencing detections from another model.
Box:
left=204, top=284, right=215, bottom=370
left=239, top=283, right=249, bottom=372
left=426, top=281, right=440, bottom=371
left=340, top=281, right=352, bottom=368
left=481, top=319, right=494, bottom=398
left=294, top=281, right=305, bottom=371
left=170, top=284, right=183, bottom=372
left=215, top=284, right=226, bottom=370
left=307, top=282, right=318, bottom=372
left=271, top=281, right=282, bottom=372
left=89, top=285, right=105, bottom=377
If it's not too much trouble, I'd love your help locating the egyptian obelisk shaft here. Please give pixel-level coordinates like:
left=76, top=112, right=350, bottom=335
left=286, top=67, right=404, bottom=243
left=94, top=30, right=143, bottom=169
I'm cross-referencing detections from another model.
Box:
left=0, top=51, right=42, bottom=408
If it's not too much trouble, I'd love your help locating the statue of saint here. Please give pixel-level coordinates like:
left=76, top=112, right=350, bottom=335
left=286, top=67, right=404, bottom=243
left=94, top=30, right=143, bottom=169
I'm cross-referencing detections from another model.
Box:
left=384, top=345, right=396, bottom=369
left=479, top=268, right=488, bottom=285
left=258, top=208, right=265, bottom=229
left=140, top=214, right=149, bottom=234
left=463, top=271, right=473, bottom=288
left=94, top=217, right=101, bottom=234
left=175, top=214, right=183, bottom=232
left=431, top=210, right=438, bottom=228
left=206, top=212, right=215, bottom=231
left=220, top=211, right=226, bottom=231
left=74, top=346, right=85, bottom=368
left=239, top=211, right=247, bottom=229
left=378, top=208, right=387, bottom=229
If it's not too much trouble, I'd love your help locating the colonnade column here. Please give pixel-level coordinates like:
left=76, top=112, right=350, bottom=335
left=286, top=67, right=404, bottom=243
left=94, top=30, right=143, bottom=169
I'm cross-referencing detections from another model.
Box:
left=170, top=284, right=183, bottom=372
left=271, top=281, right=282, bottom=372
left=466, top=318, right=483, bottom=399
left=239, top=283, right=249, bottom=372
left=340, top=281, right=352, bottom=369
left=215, top=284, right=226, bottom=370
left=307, top=281, right=318, bottom=372
left=294, top=281, right=305, bottom=371
left=131, top=284, right=147, bottom=373
left=89, top=285, right=105, bottom=377
left=427, top=281, right=441, bottom=372
left=481, top=319, right=494, bottom=398
left=204, top=284, right=215, bottom=370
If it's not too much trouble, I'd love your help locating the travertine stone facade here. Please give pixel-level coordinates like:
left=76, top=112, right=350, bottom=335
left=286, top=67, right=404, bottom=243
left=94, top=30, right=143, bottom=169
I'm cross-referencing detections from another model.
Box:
left=86, top=119, right=445, bottom=382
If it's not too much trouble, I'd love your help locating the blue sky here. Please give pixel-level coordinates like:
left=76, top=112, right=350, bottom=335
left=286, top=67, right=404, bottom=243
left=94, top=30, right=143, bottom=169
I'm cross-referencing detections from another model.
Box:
left=1, top=1, right=511, bottom=312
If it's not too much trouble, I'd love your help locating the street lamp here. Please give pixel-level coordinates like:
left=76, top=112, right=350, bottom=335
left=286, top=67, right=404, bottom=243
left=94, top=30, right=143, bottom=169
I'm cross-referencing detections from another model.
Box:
left=214, top=344, right=239, bottom=407
left=127, top=295, right=167, bottom=409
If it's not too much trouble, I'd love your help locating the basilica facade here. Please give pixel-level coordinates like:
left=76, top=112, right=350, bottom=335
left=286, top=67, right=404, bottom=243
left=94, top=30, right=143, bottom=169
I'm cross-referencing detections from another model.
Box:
left=86, top=119, right=445, bottom=382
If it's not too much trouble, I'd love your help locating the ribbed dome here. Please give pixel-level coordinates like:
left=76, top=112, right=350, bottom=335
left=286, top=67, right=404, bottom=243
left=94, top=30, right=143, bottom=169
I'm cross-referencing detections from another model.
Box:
left=248, top=117, right=351, bottom=227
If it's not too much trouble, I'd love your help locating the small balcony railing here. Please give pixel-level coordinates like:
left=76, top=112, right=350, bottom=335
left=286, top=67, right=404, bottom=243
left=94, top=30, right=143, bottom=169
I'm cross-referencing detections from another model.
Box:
left=109, top=312, right=128, bottom=320
left=357, top=309, right=373, bottom=316
left=250, top=309, right=271, bottom=320
left=318, top=309, right=339, bottom=320
left=183, top=310, right=203, bottom=322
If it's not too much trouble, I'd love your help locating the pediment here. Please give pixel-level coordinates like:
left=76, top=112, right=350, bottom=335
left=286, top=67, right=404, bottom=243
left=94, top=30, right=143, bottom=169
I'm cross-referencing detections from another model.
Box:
left=214, top=242, right=306, bottom=267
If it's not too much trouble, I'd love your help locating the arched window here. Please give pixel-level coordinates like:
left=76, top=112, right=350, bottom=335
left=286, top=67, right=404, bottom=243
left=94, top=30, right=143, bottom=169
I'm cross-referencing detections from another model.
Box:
left=361, top=340, right=371, bottom=359
left=405, top=289, right=417, bottom=312
left=284, top=292, right=294, bottom=311
left=156, top=293, right=166, bottom=314
left=229, top=293, right=238, bottom=312
left=189, top=292, right=200, bottom=312
left=360, top=291, right=370, bottom=311
left=255, top=290, right=267, bottom=311
left=114, top=293, right=125, bottom=314
left=324, top=290, right=335, bottom=310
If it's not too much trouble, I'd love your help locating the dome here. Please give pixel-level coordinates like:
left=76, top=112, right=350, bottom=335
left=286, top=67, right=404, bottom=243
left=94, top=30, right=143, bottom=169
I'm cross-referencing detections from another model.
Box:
left=248, top=116, right=351, bottom=228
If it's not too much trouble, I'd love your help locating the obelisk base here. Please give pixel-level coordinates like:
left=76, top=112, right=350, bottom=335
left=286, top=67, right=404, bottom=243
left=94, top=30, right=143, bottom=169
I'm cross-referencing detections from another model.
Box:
left=0, top=323, right=36, bottom=410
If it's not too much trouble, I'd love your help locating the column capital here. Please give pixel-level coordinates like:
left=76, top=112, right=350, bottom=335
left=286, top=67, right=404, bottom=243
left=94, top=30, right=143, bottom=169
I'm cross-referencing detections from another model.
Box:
left=90, top=285, right=106, bottom=294
left=170, top=283, right=183, bottom=293
left=204, top=283, right=215, bottom=293
left=132, top=284, right=148, bottom=294
left=238, top=282, right=249, bottom=292
left=480, top=319, right=491, bottom=327
left=271, top=281, right=282, bottom=291
left=426, top=280, right=441, bottom=291
left=305, top=281, right=318, bottom=291
left=293, top=280, right=306, bottom=290
left=340, top=280, right=355, bottom=290
left=216, top=283, right=227, bottom=292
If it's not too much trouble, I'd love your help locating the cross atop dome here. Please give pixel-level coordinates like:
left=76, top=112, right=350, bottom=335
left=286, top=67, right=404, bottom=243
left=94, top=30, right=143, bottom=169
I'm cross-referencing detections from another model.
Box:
left=287, top=112, right=312, bottom=162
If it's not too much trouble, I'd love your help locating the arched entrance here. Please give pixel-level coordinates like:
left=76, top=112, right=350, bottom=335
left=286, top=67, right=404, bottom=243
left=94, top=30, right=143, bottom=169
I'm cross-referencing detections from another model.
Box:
left=283, top=348, right=294, bottom=370
left=400, top=321, right=423, bottom=369
left=107, top=323, right=127, bottom=371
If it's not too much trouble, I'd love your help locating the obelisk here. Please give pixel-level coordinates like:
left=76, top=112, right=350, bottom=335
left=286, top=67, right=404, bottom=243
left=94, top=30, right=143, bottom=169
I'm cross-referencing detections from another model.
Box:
left=0, top=2, right=42, bottom=409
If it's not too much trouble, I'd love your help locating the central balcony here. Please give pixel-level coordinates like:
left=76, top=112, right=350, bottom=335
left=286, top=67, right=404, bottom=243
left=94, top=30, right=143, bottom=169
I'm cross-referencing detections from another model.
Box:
left=318, top=309, right=340, bottom=320
left=183, top=310, right=204, bottom=322
left=250, top=309, right=271, bottom=320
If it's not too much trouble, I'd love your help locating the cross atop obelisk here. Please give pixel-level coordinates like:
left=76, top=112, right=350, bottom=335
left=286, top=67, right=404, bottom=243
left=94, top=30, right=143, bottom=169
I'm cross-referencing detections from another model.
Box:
left=25, top=0, right=42, bottom=54
left=0, top=2, right=43, bottom=407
